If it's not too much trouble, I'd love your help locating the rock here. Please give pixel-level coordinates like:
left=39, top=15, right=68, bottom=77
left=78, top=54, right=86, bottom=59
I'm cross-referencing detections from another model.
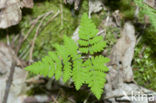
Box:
left=109, top=22, right=136, bottom=83
left=112, top=10, right=121, bottom=27
left=0, top=0, right=34, bottom=29
left=72, top=27, right=79, bottom=42
left=64, top=0, right=81, bottom=10
left=104, top=22, right=156, bottom=103
left=89, top=0, right=103, bottom=17
left=0, top=43, right=27, bottom=103
left=21, top=0, right=34, bottom=8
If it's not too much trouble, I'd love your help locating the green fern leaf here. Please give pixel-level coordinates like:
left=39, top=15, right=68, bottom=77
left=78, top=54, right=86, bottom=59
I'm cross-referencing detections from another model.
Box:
left=89, top=41, right=106, bottom=54
left=78, top=13, right=106, bottom=55
left=134, top=0, right=156, bottom=30
left=89, top=71, right=106, bottom=99
left=79, top=13, right=98, bottom=40
left=48, top=51, right=62, bottom=80
left=25, top=13, right=110, bottom=100
left=72, top=59, right=87, bottom=90
left=89, top=36, right=103, bottom=45
left=84, top=56, right=109, bottom=99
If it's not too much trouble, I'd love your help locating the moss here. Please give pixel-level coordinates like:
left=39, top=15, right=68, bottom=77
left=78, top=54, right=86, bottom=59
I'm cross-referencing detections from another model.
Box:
left=18, top=0, right=108, bottom=60
left=133, top=26, right=156, bottom=91
left=92, top=11, right=107, bottom=26
left=0, top=0, right=107, bottom=60
left=19, top=0, right=78, bottom=59
left=132, top=0, right=156, bottom=90
left=133, top=45, right=156, bottom=90
left=26, top=85, right=47, bottom=96
left=105, top=27, right=120, bottom=55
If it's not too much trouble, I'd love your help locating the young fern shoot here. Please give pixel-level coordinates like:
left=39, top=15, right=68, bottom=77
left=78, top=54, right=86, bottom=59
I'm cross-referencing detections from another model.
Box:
left=25, top=13, right=110, bottom=99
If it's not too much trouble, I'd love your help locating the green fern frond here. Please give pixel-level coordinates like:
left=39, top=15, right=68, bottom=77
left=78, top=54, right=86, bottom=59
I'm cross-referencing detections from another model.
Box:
left=134, top=0, right=156, bottom=30
left=79, top=14, right=98, bottom=40
left=25, top=52, right=59, bottom=78
left=72, top=59, right=88, bottom=90
left=78, top=13, right=106, bottom=54
left=79, top=13, right=98, bottom=40
left=25, top=13, right=110, bottom=100
left=79, top=47, right=89, bottom=54
left=83, top=56, right=109, bottom=99
left=89, top=71, right=106, bottom=99
left=89, top=41, right=106, bottom=54
left=54, top=46, right=71, bottom=82
left=51, top=52, right=62, bottom=80
left=78, top=39, right=89, bottom=46
left=89, top=36, right=103, bottom=45
left=91, top=56, right=110, bottom=72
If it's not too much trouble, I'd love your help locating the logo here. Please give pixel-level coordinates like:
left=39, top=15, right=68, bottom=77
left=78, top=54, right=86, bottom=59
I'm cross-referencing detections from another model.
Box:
left=121, top=90, right=155, bottom=102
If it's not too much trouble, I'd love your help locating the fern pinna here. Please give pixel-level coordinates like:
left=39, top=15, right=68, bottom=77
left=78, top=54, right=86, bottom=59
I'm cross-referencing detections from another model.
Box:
left=25, top=13, right=110, bottom=99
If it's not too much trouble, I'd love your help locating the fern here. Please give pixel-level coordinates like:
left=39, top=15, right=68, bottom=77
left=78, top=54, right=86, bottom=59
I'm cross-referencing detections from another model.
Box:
left=134, top=0, right=156, bottom=30
left=25, top=13, right=110, bottom=99
left=78, top=14, right=106, bottom=54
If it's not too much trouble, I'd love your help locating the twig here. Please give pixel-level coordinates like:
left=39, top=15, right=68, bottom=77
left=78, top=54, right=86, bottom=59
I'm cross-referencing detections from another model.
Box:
left=136, top=36, right=142, bottom=45
left=23, top=48, right=30, bottom=60
left=12, top=34, right=19, bottom=44
left=15, top=33, right=24, bottom=54
left=6, top=34, right=10, bottom=46
left=29, top=11, right=53, bottom=62
left=19, top=44, right=30, bottom=59
left=25, top=75, right=45, bottom=84
left=60, top=0, right=64, bottom=27
left=74, top=0, right=81, bottom=10
left=97, top=30, right=106, bottom=36
left=23, top=10, right=60, bottom=61
left=23, top=10, right=53, bottom=41
left=51, top=96, right=59, bottom=103
left=2, top=61, right=16, bottom=103
left=11, top=34, right=19, bottom=49
left=15, top=10, right=54, bottom=55
left=139, top=45, right=146, bottom=58
left=83, top=93, right=91, bottom=103
left=33, top=10, right=60, bottom=41
left=42, top=10, right=60, bottom=28
left=23, top=24, right=36, bottom=41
